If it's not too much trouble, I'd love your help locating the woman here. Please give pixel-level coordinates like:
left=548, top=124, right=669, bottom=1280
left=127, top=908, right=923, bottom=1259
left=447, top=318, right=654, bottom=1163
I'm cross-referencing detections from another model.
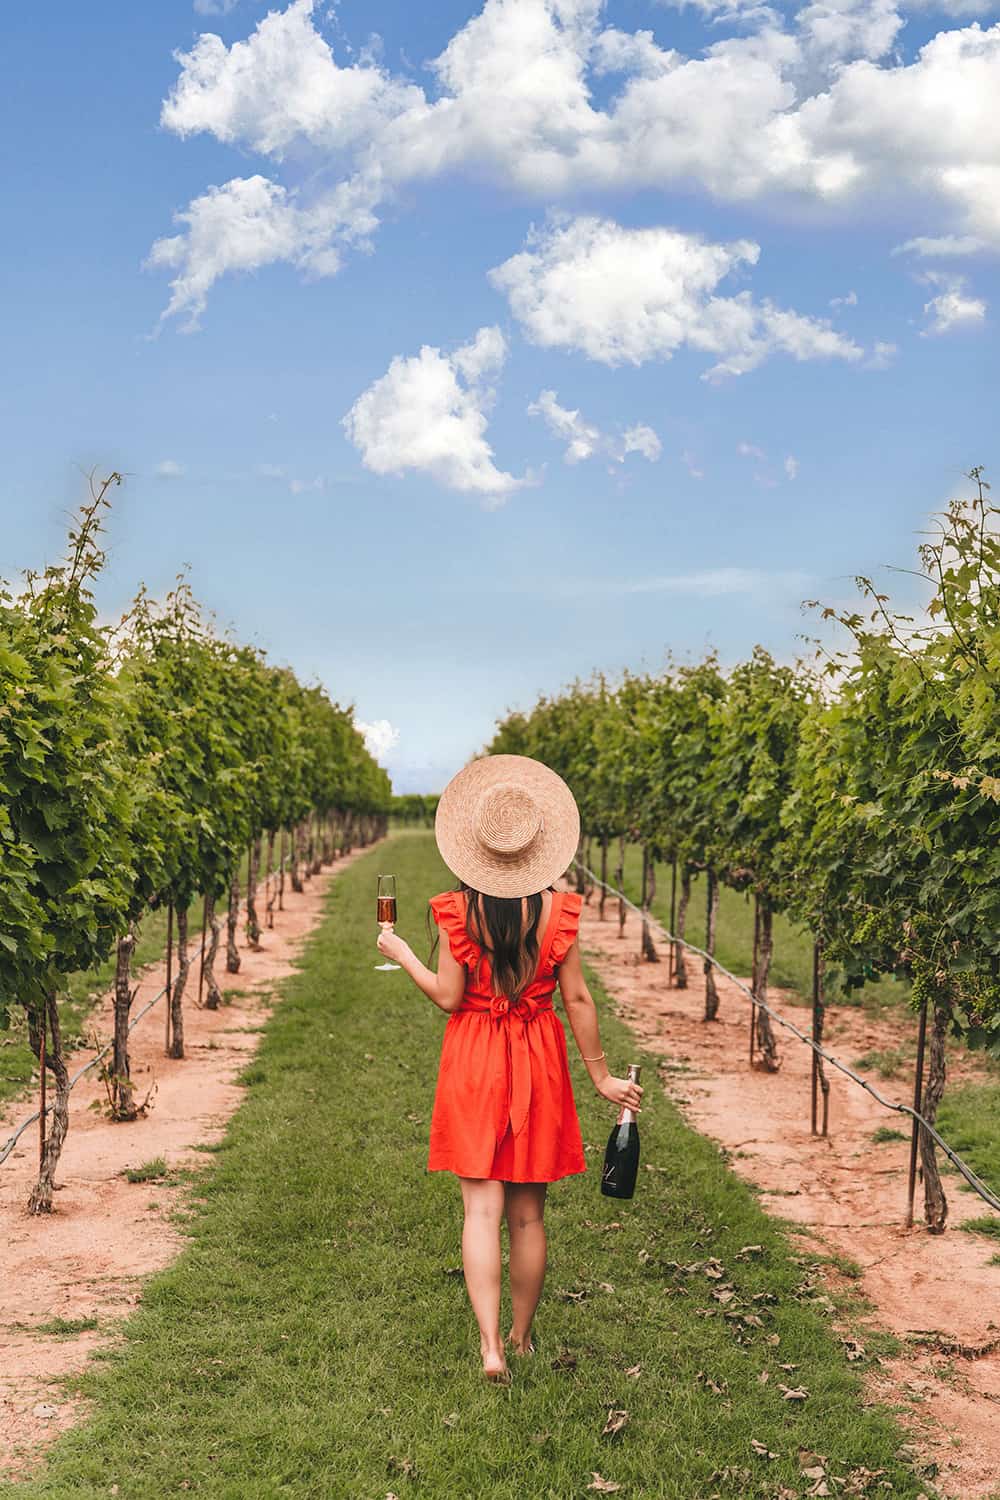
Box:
left=376, top=753, right=644, bottom=1383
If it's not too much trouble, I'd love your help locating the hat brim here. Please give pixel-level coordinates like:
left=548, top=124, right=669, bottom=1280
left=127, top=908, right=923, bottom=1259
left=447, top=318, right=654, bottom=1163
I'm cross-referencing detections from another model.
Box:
left=434, top=753, right=581, bottom=898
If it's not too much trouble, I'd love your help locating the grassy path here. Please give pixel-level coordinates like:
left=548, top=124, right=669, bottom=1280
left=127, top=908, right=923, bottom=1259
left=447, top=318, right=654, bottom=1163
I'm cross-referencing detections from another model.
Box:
left=3, top=833, right=932, bottom=1500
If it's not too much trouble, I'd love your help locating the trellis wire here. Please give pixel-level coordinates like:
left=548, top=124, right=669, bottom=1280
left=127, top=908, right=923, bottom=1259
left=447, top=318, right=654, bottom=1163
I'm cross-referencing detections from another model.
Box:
left=0, top=842, right=307, bottom=1173
left=0, top=982, right=168, bottom=1168
left=572, top=857, right=1000, bottom=1218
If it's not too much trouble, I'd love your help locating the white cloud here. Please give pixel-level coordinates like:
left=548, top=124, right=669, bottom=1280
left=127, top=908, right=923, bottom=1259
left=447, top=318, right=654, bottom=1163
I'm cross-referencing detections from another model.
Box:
left=542, top=565, right=815, bottom=600
left=893, top=234, right=987, bottom=257
left=144, top=172, right=379, bottom=331
left=682, top=449, right=705, bottom=479
left=489, top=217, right=864, bottom=380
left=622, top=423, right=662, bottom=462
left=342, top=326, right=528, bottom=502
left=738, top=440, right=766, bottom=459
left=527, top=388, right=661, bottom=464
left=867, top=338, right=898, bottom=368
left=155, top=459, right=185, bottom=478
left=906, top=0, right=997, bottom=15
left=625, top=566, right=812, bottom=596
left=919, top=271, right=988, bottom=334
left=829, top=289, right=858, bottom=307
left=785, top=453, right=799, bottom=478
left=194, top=0, right=241, bottom=14
left=258, top=461, right=327, bottom=493
left=164, top=0, right=421, bottom=155
left=354, top=716, right=400, bottom=763
left=151, top=2, right=1000, bottom=323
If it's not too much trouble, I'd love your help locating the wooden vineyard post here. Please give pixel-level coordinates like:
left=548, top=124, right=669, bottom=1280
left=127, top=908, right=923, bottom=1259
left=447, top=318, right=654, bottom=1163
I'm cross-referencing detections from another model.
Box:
left=810, top=937, right=830, bottom=1136
left=198, top=894, right=208, bottom=1008
left=616, top=835, right=626, bottom=938
left=750, top=896, right=760, bottom=1065
left=640, top=848, right=659, bottom=963
left=278, top=827, right=286, bottom=912
left=905, top=996, right=929, bottom=1228
left=703, top=869, right=720, bottom=1021
left=598, top=834, right=608, bottom=921
left=38, top=1001, right=46, bottom=1170
left=165, top=901, right=174, bottom=1055
left=668, top=855, right=677, bottom=986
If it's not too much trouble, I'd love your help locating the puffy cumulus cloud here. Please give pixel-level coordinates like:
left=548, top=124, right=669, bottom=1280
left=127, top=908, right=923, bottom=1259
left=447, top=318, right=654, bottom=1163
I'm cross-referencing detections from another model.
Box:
left=354, top=716, right=400, bottom=763
left=155, top=458, right=185, bottom=477
left=163, top=0, right=422, bottom=156
left=150, top=0, right=1000, bottom=324
left=144, top=173, right=379, bottom=330
left=919, top=271, right=988, bottom=334
left=490, top=217, right=864, bottom=380
left=785, top=453, right=800, bottom=478
left=527, top=388, right=662, bottom=463
left=342, top=326, right=528, bottom=503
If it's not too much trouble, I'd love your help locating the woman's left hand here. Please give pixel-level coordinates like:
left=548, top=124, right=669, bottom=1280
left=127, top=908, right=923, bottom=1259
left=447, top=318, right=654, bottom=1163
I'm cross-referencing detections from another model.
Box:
left=376, top=926, right=407, bottom=963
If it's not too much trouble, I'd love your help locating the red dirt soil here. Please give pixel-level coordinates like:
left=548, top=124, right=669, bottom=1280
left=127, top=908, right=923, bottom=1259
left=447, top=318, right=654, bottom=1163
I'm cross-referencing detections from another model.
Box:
left=567, top=883, right=1000, bottom=1500
left=0, top=844, right=378, bottom=1484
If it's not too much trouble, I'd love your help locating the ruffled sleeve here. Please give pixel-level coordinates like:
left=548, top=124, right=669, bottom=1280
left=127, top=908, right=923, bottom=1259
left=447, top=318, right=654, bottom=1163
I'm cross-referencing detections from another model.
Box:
left=429, top=891, right=481, bottom=969
left=550, top=891, right=583, bottom=967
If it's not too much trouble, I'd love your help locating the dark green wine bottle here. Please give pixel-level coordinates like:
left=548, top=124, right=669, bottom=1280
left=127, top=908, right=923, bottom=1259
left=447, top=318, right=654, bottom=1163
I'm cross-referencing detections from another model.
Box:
left=600, top=1063, right=641, bottom=1199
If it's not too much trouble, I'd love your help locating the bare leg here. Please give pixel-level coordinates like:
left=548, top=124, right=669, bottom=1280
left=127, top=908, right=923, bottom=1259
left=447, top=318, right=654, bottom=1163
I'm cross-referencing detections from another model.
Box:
left=503, top=1181, right=548, bottom=1353
left=457, top=1177, right=508, bottom=1378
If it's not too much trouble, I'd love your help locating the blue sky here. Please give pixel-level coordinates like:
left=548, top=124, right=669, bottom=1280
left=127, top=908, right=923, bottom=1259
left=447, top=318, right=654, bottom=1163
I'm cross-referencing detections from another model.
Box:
left=3, top=0, right=997, bottom=791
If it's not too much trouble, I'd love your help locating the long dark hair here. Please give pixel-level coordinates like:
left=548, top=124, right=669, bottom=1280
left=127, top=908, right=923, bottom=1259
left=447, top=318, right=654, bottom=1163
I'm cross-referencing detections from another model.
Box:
left=427, top=882, right=554, bottom=1002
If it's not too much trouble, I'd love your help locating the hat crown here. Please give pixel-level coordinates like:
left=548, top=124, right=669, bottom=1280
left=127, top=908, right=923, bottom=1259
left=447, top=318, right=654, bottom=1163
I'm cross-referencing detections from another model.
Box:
left=473, top=782, right=543, bottom=858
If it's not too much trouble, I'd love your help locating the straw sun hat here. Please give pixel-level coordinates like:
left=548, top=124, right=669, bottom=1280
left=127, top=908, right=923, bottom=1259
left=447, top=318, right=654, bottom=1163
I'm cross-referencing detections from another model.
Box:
left=434, top=753, right=581, bottom=899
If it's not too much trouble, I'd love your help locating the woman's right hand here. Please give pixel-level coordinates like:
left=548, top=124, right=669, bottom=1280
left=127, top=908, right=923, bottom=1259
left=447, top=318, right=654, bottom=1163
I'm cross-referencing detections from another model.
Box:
left=597, top=1074, right=644, bottom=1112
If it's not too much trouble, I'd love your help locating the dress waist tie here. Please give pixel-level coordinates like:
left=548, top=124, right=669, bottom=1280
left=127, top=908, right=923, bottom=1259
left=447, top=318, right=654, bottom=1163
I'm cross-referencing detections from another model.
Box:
left=461, top=988, right=555, bottom=1147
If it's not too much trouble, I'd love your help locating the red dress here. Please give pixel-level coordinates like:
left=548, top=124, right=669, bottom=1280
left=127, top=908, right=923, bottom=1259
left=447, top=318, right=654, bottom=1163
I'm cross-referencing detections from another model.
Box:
left=426, top=889, right=587, bottom=1183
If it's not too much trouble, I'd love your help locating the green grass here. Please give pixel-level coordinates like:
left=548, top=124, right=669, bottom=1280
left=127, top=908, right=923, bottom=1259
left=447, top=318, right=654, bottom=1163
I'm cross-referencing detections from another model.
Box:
left=0, top=832, right=935, bottom=1500
left=598, top=843, right=911, bottom=1013
left=850, top=1048, right=911, bottom=1081
left=122, top=1157, right=169, bottom=1184
left=871, top=1126, right=908, bottom=1145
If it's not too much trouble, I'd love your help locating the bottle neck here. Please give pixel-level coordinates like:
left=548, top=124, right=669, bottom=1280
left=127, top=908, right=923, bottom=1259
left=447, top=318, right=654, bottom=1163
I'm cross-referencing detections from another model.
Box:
left=617, top=1064, right=641, bottom=1126
left=617, top=1068, right=641, bottom=1128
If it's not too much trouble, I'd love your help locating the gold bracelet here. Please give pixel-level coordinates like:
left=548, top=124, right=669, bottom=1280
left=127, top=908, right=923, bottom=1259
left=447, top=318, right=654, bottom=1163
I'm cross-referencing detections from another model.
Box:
left=582, top=1051, right=605, bottom=1062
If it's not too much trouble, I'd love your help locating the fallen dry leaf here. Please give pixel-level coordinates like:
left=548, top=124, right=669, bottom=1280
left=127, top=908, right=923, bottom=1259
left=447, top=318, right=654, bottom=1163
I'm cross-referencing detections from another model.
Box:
left=780, top=1384, right=809, bottom=1401
left=750, top=1438, right=778, bottom=1460
left=624, top=1364, right=642, bottom=1379
left=601, top=1407, right=630, bottom=1438
left=587, top=1472, right=623, bottom=1492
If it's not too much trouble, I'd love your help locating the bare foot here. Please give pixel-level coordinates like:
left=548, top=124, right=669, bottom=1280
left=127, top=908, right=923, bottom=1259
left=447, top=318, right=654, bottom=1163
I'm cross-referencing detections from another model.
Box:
left=505, top=1329, right=535, bottom=1356
left=480, top=1337, right=510, bottom=1382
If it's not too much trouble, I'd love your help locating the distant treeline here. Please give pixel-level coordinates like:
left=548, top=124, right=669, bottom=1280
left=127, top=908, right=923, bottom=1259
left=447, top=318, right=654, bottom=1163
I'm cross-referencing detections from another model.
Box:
left=390, top=793, right=440, bottom=826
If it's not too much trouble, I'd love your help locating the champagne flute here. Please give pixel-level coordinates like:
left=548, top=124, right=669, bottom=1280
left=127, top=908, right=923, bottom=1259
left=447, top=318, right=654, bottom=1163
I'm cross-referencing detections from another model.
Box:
left=374, top=873, right=401, bottom=971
